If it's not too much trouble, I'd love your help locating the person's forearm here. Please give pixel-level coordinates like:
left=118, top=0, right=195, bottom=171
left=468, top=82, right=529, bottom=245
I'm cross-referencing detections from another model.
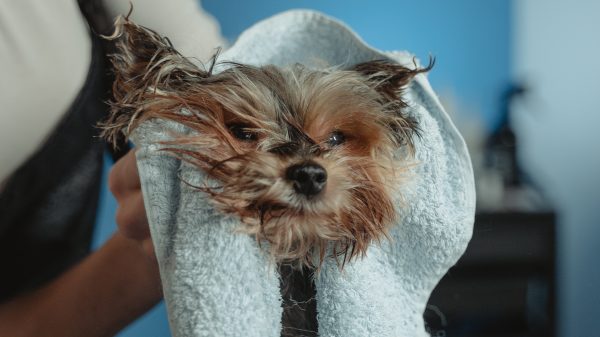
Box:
left=0, top=233, right=162, bottom=337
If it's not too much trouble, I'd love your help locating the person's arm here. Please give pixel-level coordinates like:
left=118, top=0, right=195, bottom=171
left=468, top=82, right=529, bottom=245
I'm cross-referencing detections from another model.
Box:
left=0, top=149, right=159, bottom=337
left=0, top=233, right=161, bottom=337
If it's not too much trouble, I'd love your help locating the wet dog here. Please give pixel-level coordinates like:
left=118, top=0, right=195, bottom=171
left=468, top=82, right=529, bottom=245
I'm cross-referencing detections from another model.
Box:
left=102, top=17, right=432, bottom=335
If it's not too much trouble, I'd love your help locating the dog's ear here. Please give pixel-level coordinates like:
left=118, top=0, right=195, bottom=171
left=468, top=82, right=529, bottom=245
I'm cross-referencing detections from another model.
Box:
left=350, top=59, right=433, bottom=103
left=351, top=59, right=433, bottom=151
left=108, top=17, right=211, bottom=92
left=101, top=17, right=214, bottom=145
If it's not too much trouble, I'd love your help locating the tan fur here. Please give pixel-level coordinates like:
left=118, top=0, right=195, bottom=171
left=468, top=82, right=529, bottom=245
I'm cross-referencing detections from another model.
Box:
left=101, top=17, right=432, bottom=268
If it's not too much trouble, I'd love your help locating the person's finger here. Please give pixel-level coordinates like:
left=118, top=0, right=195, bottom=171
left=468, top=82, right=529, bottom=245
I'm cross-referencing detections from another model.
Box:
left=108, top=149, right=140, bottom=199
left=115, top=191, right=150, bottom=240
left=141, top=237, right=157, bottom=263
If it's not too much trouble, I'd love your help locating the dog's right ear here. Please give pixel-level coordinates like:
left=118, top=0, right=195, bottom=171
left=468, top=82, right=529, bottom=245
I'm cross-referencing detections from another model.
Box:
left=350, top=58, right=434, bottom=104
left=101, top=16, right=213, bottom=145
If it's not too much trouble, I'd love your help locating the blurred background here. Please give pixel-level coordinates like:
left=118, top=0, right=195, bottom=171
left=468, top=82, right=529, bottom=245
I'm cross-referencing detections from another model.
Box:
left=91, top=0, right=599, bottom=336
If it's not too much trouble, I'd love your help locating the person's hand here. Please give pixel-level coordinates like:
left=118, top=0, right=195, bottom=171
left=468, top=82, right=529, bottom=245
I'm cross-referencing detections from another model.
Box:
left=109, top=149, right=155, bottom=258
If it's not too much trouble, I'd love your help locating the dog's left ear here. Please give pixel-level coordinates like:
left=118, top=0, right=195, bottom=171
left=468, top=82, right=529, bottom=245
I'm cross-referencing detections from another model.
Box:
left=107, top=16, right=211, bottom=92
left=101, top=16, right=214, bottom=145
left=351, top=59, right=434, bottom=103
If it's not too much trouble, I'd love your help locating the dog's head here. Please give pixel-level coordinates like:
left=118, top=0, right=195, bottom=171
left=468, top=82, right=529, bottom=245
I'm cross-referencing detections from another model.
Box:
left=103, top=18, right=432, bottom=267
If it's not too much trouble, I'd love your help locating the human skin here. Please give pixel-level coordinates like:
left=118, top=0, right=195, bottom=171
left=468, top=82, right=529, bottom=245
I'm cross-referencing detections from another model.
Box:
left=109, top=149, right=154, bottom=253
left=0, top=150, right=159, bottom=337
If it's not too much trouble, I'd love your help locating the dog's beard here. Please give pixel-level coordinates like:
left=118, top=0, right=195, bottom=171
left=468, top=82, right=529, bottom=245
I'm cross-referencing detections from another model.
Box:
left=169, top=142, right=400, bottom=267
left=102, top=18, right=432, bottom=268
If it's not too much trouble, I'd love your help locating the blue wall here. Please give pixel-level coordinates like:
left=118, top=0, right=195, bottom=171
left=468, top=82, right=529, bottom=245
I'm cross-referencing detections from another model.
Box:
left=203, top=0, right=512, bottom=129
left=512, top=1, right=600, bottom=336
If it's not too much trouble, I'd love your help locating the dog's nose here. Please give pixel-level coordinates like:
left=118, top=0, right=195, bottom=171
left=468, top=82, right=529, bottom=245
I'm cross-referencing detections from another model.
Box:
left=286, top=162, right=327, bottom=197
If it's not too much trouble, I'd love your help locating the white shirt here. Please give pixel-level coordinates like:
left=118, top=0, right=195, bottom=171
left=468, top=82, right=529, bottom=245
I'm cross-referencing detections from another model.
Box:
left=0, top=0, right=225, bottom=185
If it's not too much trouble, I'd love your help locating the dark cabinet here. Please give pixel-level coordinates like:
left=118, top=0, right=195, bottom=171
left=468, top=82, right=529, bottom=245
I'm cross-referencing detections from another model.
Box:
left=426, top=212, right=556, bottom=337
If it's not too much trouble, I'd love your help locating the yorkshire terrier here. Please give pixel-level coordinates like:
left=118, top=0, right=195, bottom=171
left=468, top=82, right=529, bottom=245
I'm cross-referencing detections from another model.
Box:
left=102, top=17, right=432, bottom=335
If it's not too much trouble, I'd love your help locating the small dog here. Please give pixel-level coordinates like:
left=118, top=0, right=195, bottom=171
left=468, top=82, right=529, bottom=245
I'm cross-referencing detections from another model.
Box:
left=103, top=18, right=431, bottom=268
left=102, top=17, right=432, bottom=335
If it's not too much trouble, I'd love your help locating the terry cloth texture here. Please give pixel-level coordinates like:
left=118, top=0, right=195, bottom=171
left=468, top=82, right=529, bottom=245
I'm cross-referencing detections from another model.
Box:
left=132, top=10, right=475, bottom=337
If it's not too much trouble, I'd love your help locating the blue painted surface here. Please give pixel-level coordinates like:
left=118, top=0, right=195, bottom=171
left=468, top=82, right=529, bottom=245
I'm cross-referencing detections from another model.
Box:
left=203, top=0, right=512, bottom=130
left=512, top=2, right=600, bottom=336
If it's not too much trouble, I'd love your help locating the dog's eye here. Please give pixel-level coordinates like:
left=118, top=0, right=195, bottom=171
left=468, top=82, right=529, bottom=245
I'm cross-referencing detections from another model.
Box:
left=228, top=123, right=257, bottom=141
left=327, top=131, right=345, bottom=146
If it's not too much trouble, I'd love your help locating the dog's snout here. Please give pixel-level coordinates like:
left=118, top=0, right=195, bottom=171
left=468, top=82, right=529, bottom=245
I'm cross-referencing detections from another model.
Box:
left=286, top=162, right=327, bottom=197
